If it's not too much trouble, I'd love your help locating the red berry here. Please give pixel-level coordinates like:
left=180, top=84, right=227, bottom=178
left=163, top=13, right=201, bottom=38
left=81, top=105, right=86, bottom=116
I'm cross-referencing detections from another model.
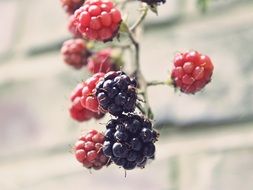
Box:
left=87, top=49, right=122, bottom=74
left=69, top=82, right=105, bottom=122
left=68, top=15, right=83, bottom=38
left=74, top=0, right=122, bottom=42
left=74, top=130, right=109, bottom=170
left=61, top=39, right=89, bottom=69
left=60, top=0, right=85, bottom=15
left=171, top=50, right=214, bottom=94
left=79, top=73, right=105, bottom=112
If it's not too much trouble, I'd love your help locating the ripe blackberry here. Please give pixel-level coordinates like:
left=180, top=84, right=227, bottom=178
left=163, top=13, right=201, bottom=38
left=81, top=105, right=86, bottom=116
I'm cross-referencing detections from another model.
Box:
left=61, top=39, right=90, bottom=69
left=87, top=49, right=122, bottom=74
left=80, top=73, right=105, bottom=112
left=171, top=50, right=214, bottom=94
left=74, top=129, right=109, bottom=170
left=68, top=15, right=83, bottom=38
left=70, top=82, right=104, bottom=122
left=61, top=0, right=85, bottom=15
left=102, top=114, right=159, bottom=170
left=139, top=0, right=166, bottom=6
left=74, top=0, right=122, bottom=42
left=95, top=71, right=137, bottom=116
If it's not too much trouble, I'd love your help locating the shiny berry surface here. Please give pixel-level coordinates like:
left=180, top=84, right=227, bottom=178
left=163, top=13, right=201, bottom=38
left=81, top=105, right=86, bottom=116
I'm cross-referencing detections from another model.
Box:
left=171, top=50, right=214, bottom=94
left=74, top=0, right=122, bottom=42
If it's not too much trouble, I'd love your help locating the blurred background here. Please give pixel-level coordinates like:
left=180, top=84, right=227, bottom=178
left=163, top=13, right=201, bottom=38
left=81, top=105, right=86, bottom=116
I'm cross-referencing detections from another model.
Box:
left=1, top=0, right=253, bottom=189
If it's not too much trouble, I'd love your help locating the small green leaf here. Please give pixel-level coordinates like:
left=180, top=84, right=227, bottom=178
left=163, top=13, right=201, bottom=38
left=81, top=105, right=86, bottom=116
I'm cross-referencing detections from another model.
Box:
left=119, top=21, right=129, bottom=33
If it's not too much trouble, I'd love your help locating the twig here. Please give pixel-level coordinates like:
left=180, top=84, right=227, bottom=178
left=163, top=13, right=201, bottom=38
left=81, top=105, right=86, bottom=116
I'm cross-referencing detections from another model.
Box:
left=130, top=5, right=148, bottom=32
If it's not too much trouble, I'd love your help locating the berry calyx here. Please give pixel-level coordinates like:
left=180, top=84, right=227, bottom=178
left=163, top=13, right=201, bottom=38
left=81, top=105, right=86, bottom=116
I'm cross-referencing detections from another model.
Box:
left=102, top=114, right=159, bottom=170
left=74, top=0, right=122, bottom=42
left=74, top=130, right=109, bottom=170
left=95, top=71, right=137, bottom=116
left=171, top=50, right=214, bottom=94
left=61, top=39, right=90, bottom=69
left=87, top=48, right=123, bottom=74
left=60, top=0, right=85, bottom=15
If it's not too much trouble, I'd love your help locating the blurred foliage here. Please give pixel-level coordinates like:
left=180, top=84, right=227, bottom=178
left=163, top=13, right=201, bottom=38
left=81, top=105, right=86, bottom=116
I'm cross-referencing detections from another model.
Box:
left=197, top=0, right=210, bottom=12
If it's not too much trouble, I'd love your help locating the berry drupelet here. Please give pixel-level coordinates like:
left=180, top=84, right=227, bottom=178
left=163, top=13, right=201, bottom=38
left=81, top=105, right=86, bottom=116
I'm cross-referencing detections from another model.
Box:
left=102, top=114, right=159, bottom=170
left=74, top=130, right=109, bottom=170
left=61, top=39, right=90, bottom=69
left=95, top=71, right=137, bottom=116
left=74, top=0, right=122, bottom=42
left=171, top=50, right=214, bottom=94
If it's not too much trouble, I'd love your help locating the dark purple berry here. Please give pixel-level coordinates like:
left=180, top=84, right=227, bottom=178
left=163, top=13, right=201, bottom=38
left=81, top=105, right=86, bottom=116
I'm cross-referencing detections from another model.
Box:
left=102, top=114, right=158, bottom=170
left=105, top=129, right=115, bottom=140
left=123, top=161, right=137, bottom=170
left=112, top=142, right=128, bottom=158
left=103, top=141, right=113, bottom=157
left=114, top=131, right=129, bottom=141
left=127, top=151, right=138, bottom=162
left=131, top=138, right=142, bottom=151
left=96, top=71, right=137, bottom=116
left=140, top=128, right=153, bottom=142
left=143, top=143, right=155, bottom=157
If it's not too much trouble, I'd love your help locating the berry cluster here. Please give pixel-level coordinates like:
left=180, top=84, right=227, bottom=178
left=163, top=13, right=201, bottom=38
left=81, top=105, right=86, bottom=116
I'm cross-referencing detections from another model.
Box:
left=74, top=0, right=122, bottom=41
left=74, top=130, right=109, bottom=169
left=95, top=71, right=137, bottom=116
left=70, top=82, right=104, bottom=122
left=103, top=114, right=158, bottom=170
left=59, top=0, right=215, bottom=174
left=61, top=39, right=89, bottom=69
left=171, top=50, right=214, bottom=94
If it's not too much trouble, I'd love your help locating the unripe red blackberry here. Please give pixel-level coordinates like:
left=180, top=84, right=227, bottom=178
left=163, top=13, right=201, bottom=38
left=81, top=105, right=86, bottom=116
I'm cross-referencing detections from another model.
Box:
left=87, top=49, right=122, bottom=74
left=74, top=0, right=122, bottom=42
left=68, top=15, right=83, bottom=38
left=74, top=130, right=109, bottom=170
left=61, top=39, right=90, bottom=69
left=60, top=0, right=85, bottom=15
left=95, top=71, right=137, bottom=116
left=70, top=82, right=104, bottom=122
left=103, top=114, right=159, bottom=170
left=171, top=50, right=214, bottom=94
left=80, top=73, right=105, bottom=113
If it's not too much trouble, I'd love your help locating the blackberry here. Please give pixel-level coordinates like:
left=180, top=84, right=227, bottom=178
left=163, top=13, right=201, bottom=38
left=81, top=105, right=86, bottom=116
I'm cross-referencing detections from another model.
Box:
left=139, top=0, right=166, bottom=7
left=102, top=114, right=159, bottom=170
left=95, top=71, right=137, bottom=116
